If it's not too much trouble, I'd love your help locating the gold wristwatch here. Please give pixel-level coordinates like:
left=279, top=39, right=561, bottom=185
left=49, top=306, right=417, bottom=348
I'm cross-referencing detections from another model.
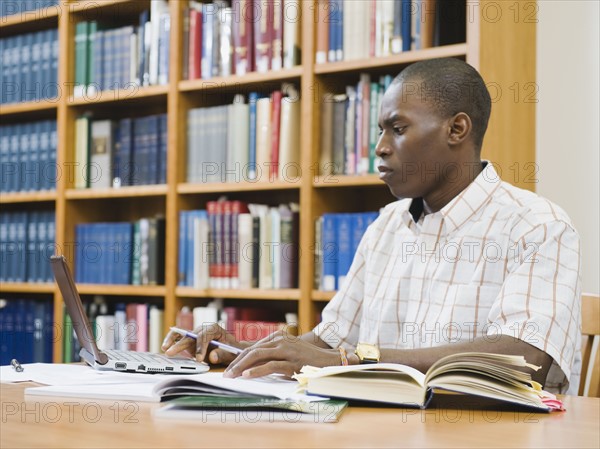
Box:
left=355, top=343, right=380, bottom=364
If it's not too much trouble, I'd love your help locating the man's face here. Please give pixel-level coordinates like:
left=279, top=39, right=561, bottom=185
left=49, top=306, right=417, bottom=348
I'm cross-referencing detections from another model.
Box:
left=376, top=80, right=452, bottom=200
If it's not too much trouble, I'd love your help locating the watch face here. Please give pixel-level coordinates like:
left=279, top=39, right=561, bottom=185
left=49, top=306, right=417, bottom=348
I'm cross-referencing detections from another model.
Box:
left=357, top=343, right=380, bottom=361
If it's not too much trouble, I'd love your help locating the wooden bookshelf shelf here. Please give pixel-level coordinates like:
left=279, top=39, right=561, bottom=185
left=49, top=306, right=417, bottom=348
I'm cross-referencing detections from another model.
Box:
left=176, top=287, right=301, bottom=301
left=67, top=85, right=169, bottom=107
left=65, top=184, right=168, bottom=200
left=314, top=43, right=468, bottom=75
left=0, top=282, right=56, bottom=294
left=313, top=174, right=384, bottom=188
left=177, top=180, right=301, bottom=195
left=67, top=0, right=147, bottom=15
left=179, top=66, right=304, bottom=92
left=0, top=99, right=58, bottom=117
left=0, top=191, right=57, bottom=204
left=312, top=291, right=335, bottom=302
left=0, top=4, right=60, bottom=32
left=76, top=284, right=166, bottom=297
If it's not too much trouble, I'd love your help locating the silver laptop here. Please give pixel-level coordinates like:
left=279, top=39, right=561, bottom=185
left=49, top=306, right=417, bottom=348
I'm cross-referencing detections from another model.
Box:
left=51, top=255, right=209, bottom=374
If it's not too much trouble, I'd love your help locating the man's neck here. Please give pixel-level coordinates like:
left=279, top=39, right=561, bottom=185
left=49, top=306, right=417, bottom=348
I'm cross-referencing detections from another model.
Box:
left=422, top=160, right=484, bottom=215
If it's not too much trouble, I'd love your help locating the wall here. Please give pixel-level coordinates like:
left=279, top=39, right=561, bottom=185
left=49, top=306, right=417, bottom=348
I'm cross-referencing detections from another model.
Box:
left=536, top=0, right=599, bottom=294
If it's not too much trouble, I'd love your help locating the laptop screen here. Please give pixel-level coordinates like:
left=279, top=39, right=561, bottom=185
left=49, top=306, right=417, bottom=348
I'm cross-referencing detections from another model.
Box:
left=51, top=255, right=109, bottom=365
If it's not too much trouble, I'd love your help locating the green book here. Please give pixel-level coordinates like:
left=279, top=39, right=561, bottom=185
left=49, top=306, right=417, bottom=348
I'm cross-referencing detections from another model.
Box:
left=62, top=308, right=72, bottom=363
left=74, top=21, right=89, bottom=97
left=153, top=395, right=348, bottom=424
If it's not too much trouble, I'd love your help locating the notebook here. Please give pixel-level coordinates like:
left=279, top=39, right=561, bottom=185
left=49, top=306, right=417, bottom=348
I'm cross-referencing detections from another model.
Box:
left=50, top=255, right=209, bottom=374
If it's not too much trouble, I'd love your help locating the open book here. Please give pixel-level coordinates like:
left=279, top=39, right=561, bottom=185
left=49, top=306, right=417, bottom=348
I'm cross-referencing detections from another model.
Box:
left=293, top=352, right=564, bottom=412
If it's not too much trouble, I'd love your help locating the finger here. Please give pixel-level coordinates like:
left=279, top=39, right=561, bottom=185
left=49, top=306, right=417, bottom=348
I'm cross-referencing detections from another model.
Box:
left=194, top=324, right=229, bottom=361
left=224, top=346, right=281, bottom=378
left=240, top=361, right=295, bottom=379
left=207, top=348, right=237, bottom=365
left=165, top=335, right=196, bottom=356
left=161, top=330, right=182, bottom=352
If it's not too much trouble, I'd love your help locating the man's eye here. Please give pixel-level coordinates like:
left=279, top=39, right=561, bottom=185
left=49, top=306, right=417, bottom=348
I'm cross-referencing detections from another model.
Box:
left=393, top=127, right=405, bottom=134
left=378, top=127, right=383, bottom=136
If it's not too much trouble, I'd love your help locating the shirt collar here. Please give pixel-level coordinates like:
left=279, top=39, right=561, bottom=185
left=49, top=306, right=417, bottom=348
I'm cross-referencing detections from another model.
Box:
left=400, top=161, right=501, bottom=234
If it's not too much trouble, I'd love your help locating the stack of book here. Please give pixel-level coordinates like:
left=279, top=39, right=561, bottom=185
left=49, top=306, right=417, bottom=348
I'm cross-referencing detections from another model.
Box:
left=73, top=0, right=171, bottom=97
left=0, top=120, right=58, bottom=193
left=187, top=87, right=300, bottom=184
left=0, top=28, right=59, bottom=104
left=315, top=0, right=465, bottom=63
left=74, top=216, right=165, bottom=286
left=319, top=74, right=393, bottom=176
left=0, top=211, right=55, bottom=283
left=315, top=211, right=379, bottom=291
left=0, top=298, right=54, bottom=365
left=183, top=0, right=301, bottom=79
left=178, top=201, right=299, bottom=290
left=73, top=113, right=168, bottom=189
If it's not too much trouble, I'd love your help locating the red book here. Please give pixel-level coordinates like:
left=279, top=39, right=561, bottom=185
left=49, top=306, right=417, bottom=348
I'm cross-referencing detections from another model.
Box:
left=188, top=7, right=202, bottom=80
left=135, top=303, right=148, bottom=352
left=269, top=90, right=282, bottom=179
left=126, top=303, right=137, bottom=351
left=315, top=0, right=329, bottom=63
left=232, top=320, right=285, bottom=342
left=222, top=200, right=233, bottom=288
left=206, top=201, right=219, bottom=287
left=230, top=200, right=249, bottom=286
left=232, top=0, right=254, bottom=75
left=369, top=0, right=377, bottom=57
left=254, top=0, right=273, bottom=72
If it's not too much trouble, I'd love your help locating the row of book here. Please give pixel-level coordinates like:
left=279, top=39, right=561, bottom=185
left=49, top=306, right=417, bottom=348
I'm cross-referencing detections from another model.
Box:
left=178, top=201, right=299, bottom=290
left=0, top=211, right=56, bottom=284
left=182, top=0, right=301, bottom=80
left=319, top=74, right=393, bottom=176
left=315, top=211, right=379, bottom=291
left=316, top=0, right=466, bottom=63
left=0, top=0, right=58, bottom=17
left=0, top=29, right=59, bottom=104
left=62, top=298, right=165, bottom=361
left=176, top=302, right=298, bottom=343
left=74, top=114, right=168, bottom=189
left=187, top=87, right=300, bottom=184
left=0, top=120, right=57, bottom=193
left=0, top=298, right=54, bottom=365
left=75, top=216, right=165, bottom=286
left=74, top=0, right=170, bottom=97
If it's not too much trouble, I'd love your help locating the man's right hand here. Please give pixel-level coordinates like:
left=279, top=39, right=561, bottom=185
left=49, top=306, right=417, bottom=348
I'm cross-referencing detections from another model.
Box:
left=161, top=323, right=246, bottom=365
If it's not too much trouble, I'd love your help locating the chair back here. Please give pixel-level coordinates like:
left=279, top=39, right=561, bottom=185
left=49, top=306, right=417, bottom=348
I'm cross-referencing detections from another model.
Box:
left=579, top=293, right=600, bottom=397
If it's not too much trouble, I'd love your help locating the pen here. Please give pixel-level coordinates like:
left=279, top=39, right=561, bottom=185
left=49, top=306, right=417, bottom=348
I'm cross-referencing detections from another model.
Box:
left=169, top=327, right=243, bottom=355
left=10, top=359, right=23, bottom=372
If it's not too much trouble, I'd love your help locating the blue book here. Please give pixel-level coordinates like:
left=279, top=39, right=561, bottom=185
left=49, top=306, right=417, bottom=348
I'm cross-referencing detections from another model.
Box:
left=13, top=300, right=26, bottom=362
left=0, top=214, right=8, bottom=281
left=30, top=30, right=42, bottom=100
left=117, top=222, right=133, bottom=285
left=401, top=0, right=412, bottom=52
left=21, top=33, right=33, bottom=102
left=158, top=114, right=168, bottom=184
left=336, top=0, right=344, bottom=61
left=49, top=120, right=57, bottom=190
left=117, top=118, right=132, bottom=186
left=92, top=28, right=104, bottom=93
left=336, top=213, right=353, bottom=289
left=9, top=124, right=19, bottom=192
left=248, top=92, right=259, bottom=180
left=138, top=10, right=150, bottom=86
left=0, top=301, right=11, bottom=365
left=0, top=126, right=8, bottom=192
left=178, top=211, right=188, bottom=286
left=43, top=299, right=54, bottom=362
left=36, top=211, right=48, bottom=283
left=75, top=224, right=84, bottom=283
left=23, top=300, right=36, bottom=363
left=44, top=211, right=55, bottom=282
left=0, top=39, right=4, bottom=103
left=19, top=123, right=30, bottom=191
left=33, top=301, right=45, bottom=362
left=328, top=0, right=337, bottom=62
left=16, top=212, right=28, bottom=282
left=321, top=213, right=338, bottom=291
left=30, top=121, right=41, bottom=190
left=26, top=211, right=39, bottom=282
left=201, top=3, right=214, bottom=79
left=38, top=120, right=49, bottom=190
left=147, top=114, right=160, bottom=184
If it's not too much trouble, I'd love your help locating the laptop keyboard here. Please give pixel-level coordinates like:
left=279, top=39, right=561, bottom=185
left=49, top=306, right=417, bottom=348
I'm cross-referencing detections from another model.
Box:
left=104, top=349, right=171, bottom=364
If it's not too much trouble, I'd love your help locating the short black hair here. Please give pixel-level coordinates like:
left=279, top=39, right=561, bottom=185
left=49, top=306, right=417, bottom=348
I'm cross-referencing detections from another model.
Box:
left=393, top=58, right=492, bottom=150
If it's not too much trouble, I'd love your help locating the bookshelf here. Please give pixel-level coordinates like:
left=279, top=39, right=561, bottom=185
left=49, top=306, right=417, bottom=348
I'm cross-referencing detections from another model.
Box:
left=0, top=0, right=536, bottom=362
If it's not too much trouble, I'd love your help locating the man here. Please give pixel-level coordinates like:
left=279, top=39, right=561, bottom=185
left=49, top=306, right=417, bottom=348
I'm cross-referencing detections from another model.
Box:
left=163, top=58, right=581, bottom=394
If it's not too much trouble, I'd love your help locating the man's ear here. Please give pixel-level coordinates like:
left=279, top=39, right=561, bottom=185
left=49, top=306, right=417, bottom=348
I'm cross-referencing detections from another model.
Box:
left=447, top=112, right=472, bottom=146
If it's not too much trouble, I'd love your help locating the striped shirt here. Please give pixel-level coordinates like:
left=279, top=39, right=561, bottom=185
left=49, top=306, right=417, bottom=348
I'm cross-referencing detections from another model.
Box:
left=314, top=162, right=582, bottom=394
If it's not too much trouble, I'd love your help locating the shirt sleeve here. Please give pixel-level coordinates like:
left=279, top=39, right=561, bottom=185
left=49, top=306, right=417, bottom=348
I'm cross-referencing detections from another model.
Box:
left=486, top=220, right=582, bottom=393
left=313, top=222, right=373, bottom=349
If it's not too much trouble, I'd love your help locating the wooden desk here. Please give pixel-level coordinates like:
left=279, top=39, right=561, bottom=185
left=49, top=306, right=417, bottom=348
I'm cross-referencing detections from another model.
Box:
left=1, top=382, right=599, bottom=448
